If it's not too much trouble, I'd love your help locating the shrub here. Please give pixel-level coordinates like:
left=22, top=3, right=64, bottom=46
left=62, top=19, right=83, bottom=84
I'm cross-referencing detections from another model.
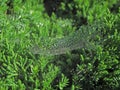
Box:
left=0, top=0, right=120, bottom=90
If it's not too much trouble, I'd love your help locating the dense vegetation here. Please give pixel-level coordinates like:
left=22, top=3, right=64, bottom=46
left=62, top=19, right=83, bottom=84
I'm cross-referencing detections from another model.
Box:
left=0, top=0, right=120, bottom=90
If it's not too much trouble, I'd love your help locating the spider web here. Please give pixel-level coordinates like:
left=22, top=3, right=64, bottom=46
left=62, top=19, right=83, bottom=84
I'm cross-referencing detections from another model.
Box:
left=30, top=21, right=104, bottom=56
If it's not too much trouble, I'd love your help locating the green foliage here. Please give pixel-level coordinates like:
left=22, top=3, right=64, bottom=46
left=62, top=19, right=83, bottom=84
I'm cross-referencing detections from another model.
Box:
left=0, top=0, right=120, bottom=90
left=72, top=9, right=120, bottom=90
left=58, top=74, right=69, bottom=90
left=50, top=0, right=118, bottom=24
